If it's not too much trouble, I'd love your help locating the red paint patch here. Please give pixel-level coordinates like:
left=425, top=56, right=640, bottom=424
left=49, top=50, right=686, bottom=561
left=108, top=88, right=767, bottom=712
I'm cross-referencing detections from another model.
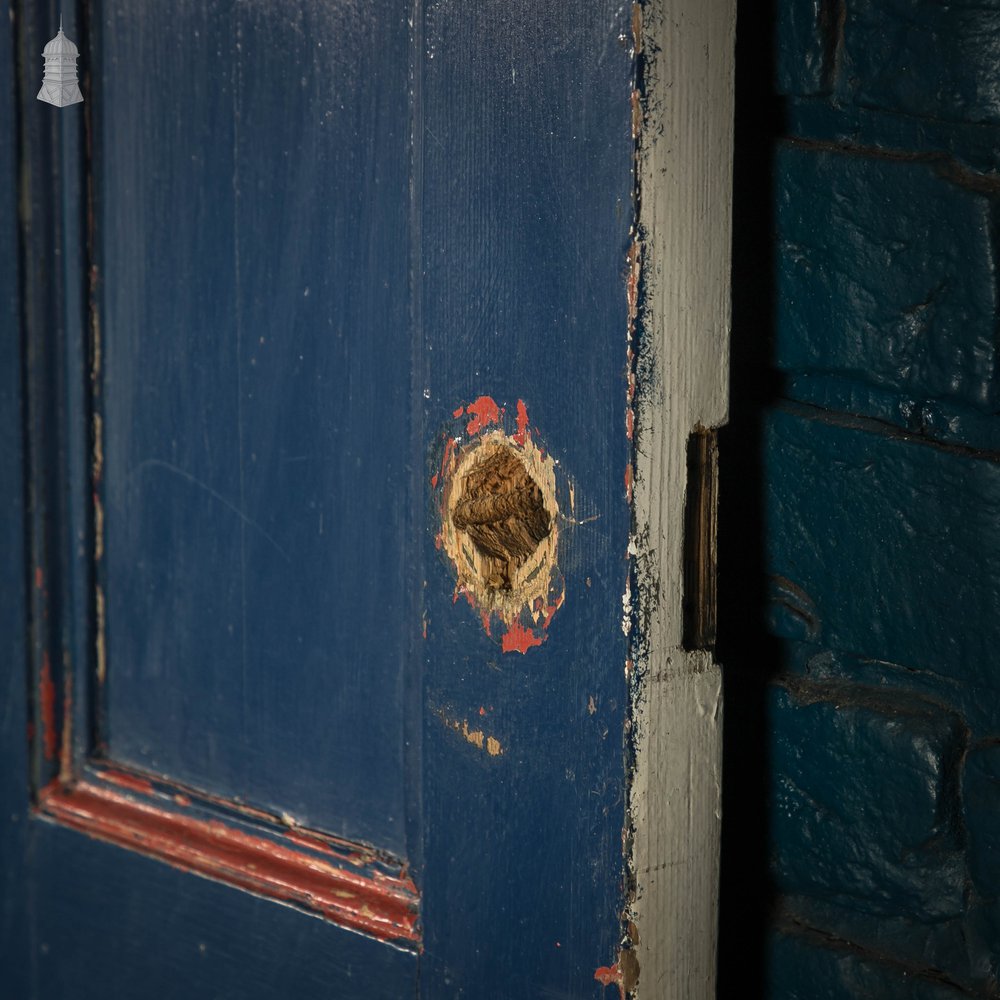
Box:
left=431, top=436, right=456, bottom=489
left=541, top=592, right=564, bottom=627
left=594, top=964, right=621, bottom=987
left=501, top=620, right=546, bottom=655
left=39, top=652, right=57, bottom=761
left=38, top=781, right=420, bottom=945
left=514, top=399, right=529, bottom=445
left=595, top=961, right=627, bottom=1000
left=101, top=769, right=157, bottom=797
left=60, top=672, right=73, bottom=780
left=464, top=395, right=502, bottom=435
left=624, top=463, right=633, bottom=502
left=452, top=405, right=465, bottom=419
left=34, top=567, right=43, bottom=590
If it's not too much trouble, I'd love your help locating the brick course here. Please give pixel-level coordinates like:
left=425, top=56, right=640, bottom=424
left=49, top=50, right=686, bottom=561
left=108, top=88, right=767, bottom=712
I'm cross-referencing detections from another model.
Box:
left=745, top=0, right=1000, bottom=994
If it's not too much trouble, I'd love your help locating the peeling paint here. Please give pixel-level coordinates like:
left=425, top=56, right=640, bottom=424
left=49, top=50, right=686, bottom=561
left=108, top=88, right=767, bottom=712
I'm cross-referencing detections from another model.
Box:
left=38, top=781, right=420, bottom=944
left=594, top=946, right=639, bottom=1000
left=621, top=10, right=646, bottom=993
left=60, top=665, right=73, bottom=783
left=500, top=620, right=545, bottom=655
left=39, top=651, right=57, bottom=761
left=594, top=964, right=623, bottom=997
left=437, top=709, right=504, bottom=756
left=92, top=411, right=103, bottom=481
left=102, top=768, right=156, bottom=796
left=460, top=395, right=502, bottom=435
left=514, top=398, right=529, bottom=445
left=93, top=490, right=104, bottom=561
left=95, top=584, right=107, bottom=684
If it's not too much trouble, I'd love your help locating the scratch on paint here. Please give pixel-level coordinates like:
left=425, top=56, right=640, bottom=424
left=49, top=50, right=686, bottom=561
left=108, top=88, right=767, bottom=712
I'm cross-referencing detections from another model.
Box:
left=131, top=459, right=291, bottom=563
left=437, top=710, right=503, bottom=757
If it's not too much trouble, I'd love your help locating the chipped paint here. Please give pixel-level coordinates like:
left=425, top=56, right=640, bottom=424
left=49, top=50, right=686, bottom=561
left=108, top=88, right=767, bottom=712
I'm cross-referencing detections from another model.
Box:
left=92, top=411, right=103, bottom=480
left=38, top=781, right=421, bottom=944
left=436, top=709, right=504, bottom=756
left=594, top=964, right=623, bottom=996
left=95, top=584, right=107, bottom=684
left=500, top=620, right=545, bottom=655
left=93, top=490, right=104, bottom=561
left=514, top=398, right=529, bottom=445
left=59, top=665, right=73, bottom=783
left=38, top=651, right=57, bottom=761
left=102, top=768, right=157, bottom=796
left=459, top=395, right=502, bottom=435
left=434, top=398, right=565, bottom=653
left=621, top=13, right=645, bottom=993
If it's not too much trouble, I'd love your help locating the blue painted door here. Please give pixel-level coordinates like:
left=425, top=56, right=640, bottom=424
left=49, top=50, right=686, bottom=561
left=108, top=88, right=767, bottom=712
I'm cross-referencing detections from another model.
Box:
left=1, top=2, right=635, bottom=997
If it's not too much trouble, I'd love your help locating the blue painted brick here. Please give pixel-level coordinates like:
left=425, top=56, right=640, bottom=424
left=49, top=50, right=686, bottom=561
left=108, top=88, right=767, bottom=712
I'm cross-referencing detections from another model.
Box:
left=769, top=682, right=967, bottom=918
left=964, top=744, right=1000, bottom=898
left=776, top=142, right=1000, bottom=413
left=779, top=640, right=999, bottom=739
left=776, top=0, right=829, bottom=97
left=766, top=406, right=1000, bottom=717
left=838, top=0, right=1000, bottom=125
left=769, top=929, right=975, bottom=999
left=778, top=892, right=995, bottom=994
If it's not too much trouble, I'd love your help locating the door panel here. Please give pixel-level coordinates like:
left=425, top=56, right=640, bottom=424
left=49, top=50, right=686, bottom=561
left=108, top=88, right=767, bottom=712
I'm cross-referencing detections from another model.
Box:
left=1, top=0, right=652, bottom=996
left=101, top=0, right=413, bottom=850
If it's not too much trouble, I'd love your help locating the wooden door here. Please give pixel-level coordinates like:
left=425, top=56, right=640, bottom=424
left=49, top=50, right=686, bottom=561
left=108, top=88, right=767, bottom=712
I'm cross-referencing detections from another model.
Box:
left=0, top=1, right=733, bottom=996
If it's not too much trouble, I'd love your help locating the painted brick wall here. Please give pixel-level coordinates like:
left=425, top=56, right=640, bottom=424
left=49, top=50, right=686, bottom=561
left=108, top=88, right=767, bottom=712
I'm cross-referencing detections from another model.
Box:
left=720, top=2, right=1000, bottom=997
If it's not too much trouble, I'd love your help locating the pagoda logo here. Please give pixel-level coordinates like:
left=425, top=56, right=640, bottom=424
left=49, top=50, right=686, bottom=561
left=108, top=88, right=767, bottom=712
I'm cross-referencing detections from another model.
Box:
left=38, top=16, right=83, bottom=108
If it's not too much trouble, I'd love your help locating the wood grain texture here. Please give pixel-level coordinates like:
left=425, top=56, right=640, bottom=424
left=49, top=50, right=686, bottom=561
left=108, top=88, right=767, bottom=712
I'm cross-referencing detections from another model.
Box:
left=96, top=0, right=414, bottom=852
left=630, top=0, right=734, bottom=995
left=416, top=1, right=636, bottom=994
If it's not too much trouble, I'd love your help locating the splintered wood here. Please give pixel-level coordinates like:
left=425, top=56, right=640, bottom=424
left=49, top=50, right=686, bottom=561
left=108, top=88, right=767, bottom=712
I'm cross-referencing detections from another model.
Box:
left=437, top=419, right=563, bottom=649
left=451, top=445, right=551, bottom=591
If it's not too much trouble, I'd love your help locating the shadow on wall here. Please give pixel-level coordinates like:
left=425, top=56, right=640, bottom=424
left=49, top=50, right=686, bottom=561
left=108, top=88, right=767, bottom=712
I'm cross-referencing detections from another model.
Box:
left=717, top=0, right=785, bottom=994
